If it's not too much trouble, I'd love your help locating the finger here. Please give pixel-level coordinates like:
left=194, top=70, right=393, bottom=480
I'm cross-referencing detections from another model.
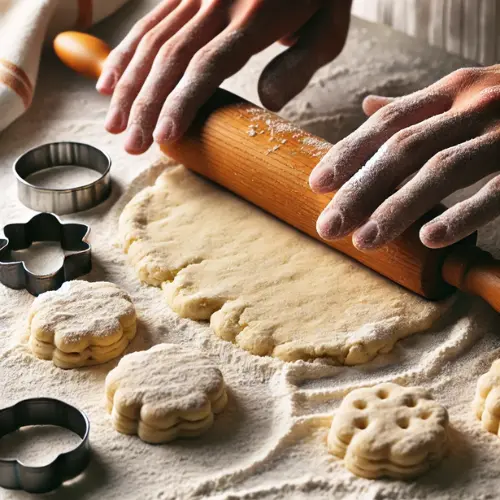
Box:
left=309, top=90, right=453, bottom=194
left=278, top=34, right=299, bottom=47
left=352, top=130, right=500, bottom=249
left=153, top=28, right=254, bottom=144
left=124, top=1, right=229, bottom=154
left=153, top=0, right=323, bottom=143
left=258, top=1, right=352, bottom=112
left=97, top=0, right=181, bottom=94
left=362, top=95, right=395, bottom=116
left=421, top=173, right=500, bottom=249
left=104, top=0, right=200, bottom=135
left=316, top=110, right=486, bottom=241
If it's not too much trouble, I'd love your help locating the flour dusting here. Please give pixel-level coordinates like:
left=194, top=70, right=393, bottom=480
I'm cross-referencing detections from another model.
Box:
left=0, top=10, right=498, bottom=500
left=26, top=165, right=102, bottom=190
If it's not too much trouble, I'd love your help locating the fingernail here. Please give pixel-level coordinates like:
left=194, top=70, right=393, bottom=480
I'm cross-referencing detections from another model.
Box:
left=317, top=209, right=343, bottom=240
left=125, top=124, right=145, bottom=152
left=153, top=117, right=175, bottom=143
left=259, top=78, right=286, bottom=111
left=105, top=107, right=126, bottom=132
left=354, top=221, right=380, bottom=249
left=309, top=166, right=335, bottom=193
left=421, top=222, right=448, bottom=243
left=97, top=71, right=117, bottom=92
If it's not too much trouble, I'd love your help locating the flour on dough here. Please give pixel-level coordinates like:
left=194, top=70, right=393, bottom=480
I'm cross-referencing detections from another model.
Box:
left=474, top=360, right=500, bottom=435
left=105, top=343, right=228, bottom=443
left=119, top=165, right=448, bottom=365
left=327, top=382, right=449, bottom=479
left=28, top=280, right=136, bottom=368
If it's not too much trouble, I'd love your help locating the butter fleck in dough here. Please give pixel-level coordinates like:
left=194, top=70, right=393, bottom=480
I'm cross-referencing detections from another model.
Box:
left=119, top=166, right=448, bottom=365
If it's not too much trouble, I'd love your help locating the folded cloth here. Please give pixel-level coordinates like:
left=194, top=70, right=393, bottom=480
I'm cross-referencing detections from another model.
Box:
left=0, top=0, right=132, bottom=132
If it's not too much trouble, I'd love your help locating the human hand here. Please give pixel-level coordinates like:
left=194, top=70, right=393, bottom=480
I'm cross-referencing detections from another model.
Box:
left=97, top=0, right=352, bottom=154
left=309, top=65, right=500, bottom=250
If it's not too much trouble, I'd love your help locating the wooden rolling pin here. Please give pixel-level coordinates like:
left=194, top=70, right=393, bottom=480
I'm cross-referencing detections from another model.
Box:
left=54, top=31, right=500, bottom=310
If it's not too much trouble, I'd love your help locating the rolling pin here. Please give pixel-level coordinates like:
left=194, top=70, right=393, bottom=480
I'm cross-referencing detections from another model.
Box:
left=53, top=31, right=500, bottom=310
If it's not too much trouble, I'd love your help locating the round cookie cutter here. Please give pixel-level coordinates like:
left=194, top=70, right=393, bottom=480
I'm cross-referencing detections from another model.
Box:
left=13, top=142, right=111, bottom=214
left=0, top=398, right=90, bottom=493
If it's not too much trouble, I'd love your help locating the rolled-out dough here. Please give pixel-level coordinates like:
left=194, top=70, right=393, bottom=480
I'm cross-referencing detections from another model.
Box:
left=119, top=165, right=448, bottom=364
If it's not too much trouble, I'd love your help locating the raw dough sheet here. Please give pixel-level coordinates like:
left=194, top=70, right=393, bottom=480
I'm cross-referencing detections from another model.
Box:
left=0, top=5, right=500, bottom=500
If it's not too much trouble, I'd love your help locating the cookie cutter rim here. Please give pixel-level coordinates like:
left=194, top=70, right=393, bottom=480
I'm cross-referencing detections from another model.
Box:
left=0, top=398, right=91, bottom=494
left=13, top=142, right=111, bottom=215
left=0, top=212, right=91, bottom=296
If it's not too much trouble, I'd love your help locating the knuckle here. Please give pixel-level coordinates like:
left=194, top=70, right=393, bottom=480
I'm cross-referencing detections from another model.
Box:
left=376, top=104, right=404, bottom=125
left=157, top=41, right=187, bottom=67
left=113, top=79, right=138, bottom=100
left=242, top=0, right=267, bottom=18
left=191, top=44, right=218, bottom=69
left=203, top=0, right=230, bottom=9
left=138, top=30, right=162, bottom=52
left=427, top=149, right=458, bottom=171
left=131, top=18, right=153, bottom=36
left=472, top=86, right=500, bottom=110
left=106, top=47, right=130, bottom=68
left=131, top=97, right=155, bottom=119
left=488, top=176, right=500, bottom=193
left=446, top=67, right=482, bottom=86
left=386, top=128, right=418, bottom=155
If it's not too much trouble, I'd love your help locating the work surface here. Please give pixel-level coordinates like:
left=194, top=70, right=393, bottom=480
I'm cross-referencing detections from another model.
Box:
left=1, top=2, right=500, bottom=499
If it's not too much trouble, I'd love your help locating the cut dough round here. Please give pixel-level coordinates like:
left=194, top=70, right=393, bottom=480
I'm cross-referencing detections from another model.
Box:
left=119, top=165, right=449, bottom=365
left=474, top=359, right=500, bottom=435
left=28, top=280, right=136, bottom=369
left=105, top=343, right=228, bottom=444
left=327, top=382, right=449, bottom=479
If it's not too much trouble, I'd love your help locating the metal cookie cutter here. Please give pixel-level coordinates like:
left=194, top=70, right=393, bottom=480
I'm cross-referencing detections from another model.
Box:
left=14, top=142, right=111, bottom=214
left=0, top=212, right=91, bottom=296
left=0, top=398, right=90, bottom=494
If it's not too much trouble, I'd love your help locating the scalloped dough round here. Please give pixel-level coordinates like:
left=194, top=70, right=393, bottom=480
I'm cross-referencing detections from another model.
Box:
left=105, top=343, right=227, bottom=443
left=119, top=165, right=448, bottom=365
left=28, top=280, right=136, bottom=368
left=328, top=382, right=449, bottom=479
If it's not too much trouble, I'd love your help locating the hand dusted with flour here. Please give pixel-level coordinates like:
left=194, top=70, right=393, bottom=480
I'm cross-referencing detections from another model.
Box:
left=97, top=0, right=352, bottom=154
left=311, top=66, right=500, bottom=250
left=119, top=166, right=448, bottom=364
left=28, top=280, right=137, bottom=368
left=105, top=344, right=228, bottom=443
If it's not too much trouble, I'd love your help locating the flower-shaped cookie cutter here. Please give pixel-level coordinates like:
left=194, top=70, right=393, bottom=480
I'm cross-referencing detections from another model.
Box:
left=0, top=212, right=91, bottom=296
left=0, top=398, right=90, bottom=493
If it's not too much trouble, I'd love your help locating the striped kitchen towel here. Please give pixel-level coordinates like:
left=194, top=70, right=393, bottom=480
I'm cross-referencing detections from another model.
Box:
left=0, top=0, right=132, bottom=133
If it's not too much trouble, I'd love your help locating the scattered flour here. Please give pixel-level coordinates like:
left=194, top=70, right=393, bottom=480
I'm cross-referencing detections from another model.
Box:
left=0, top=425, right=82, bottom=467
left=26, top=165, right=102, bottom=190
left=0, top=10, right=498, bottom=500
left=7, top=241, right=65, bottom=275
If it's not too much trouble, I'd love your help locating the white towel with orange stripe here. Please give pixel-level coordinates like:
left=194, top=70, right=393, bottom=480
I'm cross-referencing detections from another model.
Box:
left=0, top=0, right=132, bottom=133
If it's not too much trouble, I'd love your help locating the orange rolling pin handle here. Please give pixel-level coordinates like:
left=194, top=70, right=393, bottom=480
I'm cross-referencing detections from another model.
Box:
left=53, top=31, right=500, bottom=312
left=54, top=31, right=110, bottom=80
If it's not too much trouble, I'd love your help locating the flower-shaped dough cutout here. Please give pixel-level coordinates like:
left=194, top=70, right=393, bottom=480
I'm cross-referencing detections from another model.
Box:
left=28, top=280, right=136, bottom=369
left=105, top=343, right=228, bottom=444
left=327, top=383, right=449, bottom=479
left=473, top=359, right=500, bottom=435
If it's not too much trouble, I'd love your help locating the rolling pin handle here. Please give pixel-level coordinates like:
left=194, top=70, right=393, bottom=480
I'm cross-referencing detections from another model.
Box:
left=443, top=246, right=500, bottom=312
left=53, top=31, right=109, bottom=80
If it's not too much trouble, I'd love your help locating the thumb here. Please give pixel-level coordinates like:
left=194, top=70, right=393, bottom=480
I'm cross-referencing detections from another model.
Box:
left=258, top=1, right=352, bottom=111
left=362, top=95, right=395, bottom=116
